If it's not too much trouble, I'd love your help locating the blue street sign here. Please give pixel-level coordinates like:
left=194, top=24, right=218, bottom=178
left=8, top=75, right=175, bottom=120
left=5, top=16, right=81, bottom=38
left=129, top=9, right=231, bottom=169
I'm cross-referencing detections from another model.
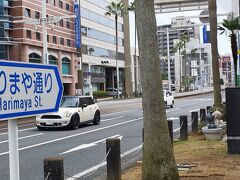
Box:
left=0, top=60, right=63, bottom=120
left=74, top=2, right=81, bottom=49
left=203, top=25, right=209, bottom=43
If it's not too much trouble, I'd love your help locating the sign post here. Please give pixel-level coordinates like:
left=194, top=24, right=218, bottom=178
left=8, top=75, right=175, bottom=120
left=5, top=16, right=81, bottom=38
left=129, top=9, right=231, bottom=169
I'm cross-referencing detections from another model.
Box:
left=0, top=60, right=63, bottom=180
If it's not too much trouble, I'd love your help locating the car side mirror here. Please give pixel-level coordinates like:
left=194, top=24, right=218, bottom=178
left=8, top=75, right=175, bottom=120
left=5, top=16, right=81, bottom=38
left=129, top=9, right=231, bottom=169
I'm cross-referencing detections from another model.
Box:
left=82, top=104, right=87, bottom=109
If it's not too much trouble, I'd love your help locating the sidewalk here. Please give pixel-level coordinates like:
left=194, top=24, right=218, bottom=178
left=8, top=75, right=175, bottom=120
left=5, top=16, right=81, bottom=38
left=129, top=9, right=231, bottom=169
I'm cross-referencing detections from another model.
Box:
left=173, top=87, right=215, bottom=98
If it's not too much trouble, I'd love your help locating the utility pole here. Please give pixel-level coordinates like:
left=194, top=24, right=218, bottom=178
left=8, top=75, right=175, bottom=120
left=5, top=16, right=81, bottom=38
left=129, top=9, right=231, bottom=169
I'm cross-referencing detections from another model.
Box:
left=41, top=0, right=48, bottom=64
left=166, top=27, right=171, bottom=92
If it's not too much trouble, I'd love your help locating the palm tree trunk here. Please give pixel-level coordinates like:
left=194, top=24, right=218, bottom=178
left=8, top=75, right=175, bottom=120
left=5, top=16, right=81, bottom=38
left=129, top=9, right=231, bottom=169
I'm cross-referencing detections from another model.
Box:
left=231, top=33, right=238, bottom=86
left=115, top=15, right=120, bottom=99
left=208, top=0, right=222, bottom=108
left=135, top=0, right=179, bottom=179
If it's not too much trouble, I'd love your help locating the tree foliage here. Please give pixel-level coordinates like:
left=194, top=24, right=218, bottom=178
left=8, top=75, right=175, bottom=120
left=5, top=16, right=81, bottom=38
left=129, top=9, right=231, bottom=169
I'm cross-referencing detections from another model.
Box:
left=218, top=16, right=240, bottom=86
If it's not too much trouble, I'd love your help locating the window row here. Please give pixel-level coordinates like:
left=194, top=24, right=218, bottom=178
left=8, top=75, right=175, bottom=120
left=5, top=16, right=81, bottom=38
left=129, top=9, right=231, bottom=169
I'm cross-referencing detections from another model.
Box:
left=46, top=0, right=70, bottom=11
left=82, top=44, right=125, bottom=60
left=86, top=0, right=109, bottom=10
left=26, top=30, right=72, bottom=47
left=29, top=53, right=71, bottom=75
left=24, top=9, right=71, bottom=29
left=81, top=26, right=124, bottom=46
left=81, top=7, right=123, bottom=32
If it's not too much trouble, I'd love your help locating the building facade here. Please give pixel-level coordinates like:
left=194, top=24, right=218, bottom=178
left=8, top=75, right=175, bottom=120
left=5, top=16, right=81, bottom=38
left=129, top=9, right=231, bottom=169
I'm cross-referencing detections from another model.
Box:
left=0, top=0, right=132, bottom=96
left=174, top=38, right=212, bottom=91
left=157, top=24, right=200, bottom=84
left=0, top=0, right=12, bottom=60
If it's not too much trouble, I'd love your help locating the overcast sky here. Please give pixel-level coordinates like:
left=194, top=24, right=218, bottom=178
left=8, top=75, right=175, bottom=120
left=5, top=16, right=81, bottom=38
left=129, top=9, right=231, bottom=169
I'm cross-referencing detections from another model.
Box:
left=129, top=0, right=233, bottom=55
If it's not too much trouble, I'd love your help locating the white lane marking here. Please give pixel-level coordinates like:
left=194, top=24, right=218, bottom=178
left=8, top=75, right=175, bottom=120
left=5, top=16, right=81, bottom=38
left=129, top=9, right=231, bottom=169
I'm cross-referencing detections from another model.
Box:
left=0, top=118, right=142, bottom=156
left=100, top=103, right=141, bottom=109
left=166, top=108, right=181, bottom=113
left=66, top=144, right=143, bottom=180
left=0, top=127, right=37, bottom=136
left=0, top=133, right=43, bottom=144
left=101, top=116, right=125, bottom=122
left=101, top=109, right=141, bottom=117
left=190, top=109, right=199, bottom=113
left=60, top=135, right=122, bottom=155
left=0, top=116, right=125, bottom=136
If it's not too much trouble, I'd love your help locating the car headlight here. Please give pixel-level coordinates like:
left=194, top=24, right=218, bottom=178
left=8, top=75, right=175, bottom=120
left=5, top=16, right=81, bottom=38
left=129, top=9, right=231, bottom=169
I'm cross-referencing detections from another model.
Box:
left=66, top=112, right=72, bottom=118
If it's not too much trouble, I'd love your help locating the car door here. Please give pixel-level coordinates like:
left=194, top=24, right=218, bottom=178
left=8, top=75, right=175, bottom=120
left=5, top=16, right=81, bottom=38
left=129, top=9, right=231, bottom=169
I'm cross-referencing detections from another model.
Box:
left=85, top=97, right=96, bottom=120
left=78, top=97, right=88, bottom=122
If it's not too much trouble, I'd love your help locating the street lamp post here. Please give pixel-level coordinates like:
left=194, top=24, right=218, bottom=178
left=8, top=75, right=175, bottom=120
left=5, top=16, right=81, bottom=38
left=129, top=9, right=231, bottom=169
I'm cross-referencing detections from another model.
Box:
left=42, top=0, right=48, bottom=64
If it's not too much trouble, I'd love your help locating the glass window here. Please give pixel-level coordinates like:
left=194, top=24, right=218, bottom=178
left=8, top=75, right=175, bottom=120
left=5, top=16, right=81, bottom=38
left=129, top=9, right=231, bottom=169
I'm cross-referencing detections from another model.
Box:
left=26, top=30, right=31, bottom=39
left=47, top=34, right=49, bottom=42
left=59, top=0, right=63, bottom=8
left=66, top=3, right=70, bottom=11
left=35, top=11, right=40, bottom=19
left=86, top=97, right=94, bottom=105
left=49, top=55, right=57, bottom=65
left=62, top=57, right=71, bottom=75
left=66, top=21, right=70, bottom=29
left=36, top=32, right=41, bottom=40
left=61, top=97, right=78, bottom=107
left=60, top=37, right=64, bottom=45
left=29, top=53, right=42, bottom=63
left=53, top=36, right=57, bottom=44
left=24, top=8, right=31, bottom=18
left=67, top=39, right=71, bottom=47
left=59, top=20, right=63, bottom=27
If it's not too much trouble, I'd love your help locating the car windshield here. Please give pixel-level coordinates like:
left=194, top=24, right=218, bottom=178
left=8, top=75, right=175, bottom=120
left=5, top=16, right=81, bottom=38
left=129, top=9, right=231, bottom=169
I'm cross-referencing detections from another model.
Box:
left=60, top=97, right=78, bottom=107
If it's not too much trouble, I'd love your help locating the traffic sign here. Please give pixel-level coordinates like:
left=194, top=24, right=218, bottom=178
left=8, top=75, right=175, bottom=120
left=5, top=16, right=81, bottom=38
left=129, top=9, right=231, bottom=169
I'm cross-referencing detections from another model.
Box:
left=0, top=60, right=63, bottom=120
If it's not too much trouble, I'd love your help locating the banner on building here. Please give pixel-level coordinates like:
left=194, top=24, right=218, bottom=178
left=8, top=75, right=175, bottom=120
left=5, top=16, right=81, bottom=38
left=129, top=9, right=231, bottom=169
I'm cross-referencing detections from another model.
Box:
left=74, top=1, right=81, bottom=49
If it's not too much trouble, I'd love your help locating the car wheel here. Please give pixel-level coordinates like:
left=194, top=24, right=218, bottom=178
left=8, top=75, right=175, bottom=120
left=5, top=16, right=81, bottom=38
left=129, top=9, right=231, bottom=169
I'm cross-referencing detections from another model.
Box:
left=69, top=114, right=80, bottom=130
left=36, top=125, right=45, bottom=131
left=93, top=111, right=100, bottom=125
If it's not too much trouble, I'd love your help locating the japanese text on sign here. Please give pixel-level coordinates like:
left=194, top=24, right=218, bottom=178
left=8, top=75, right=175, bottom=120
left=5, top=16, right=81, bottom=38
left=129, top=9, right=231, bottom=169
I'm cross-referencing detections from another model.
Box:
left=0, top=71, right=53, bottom=112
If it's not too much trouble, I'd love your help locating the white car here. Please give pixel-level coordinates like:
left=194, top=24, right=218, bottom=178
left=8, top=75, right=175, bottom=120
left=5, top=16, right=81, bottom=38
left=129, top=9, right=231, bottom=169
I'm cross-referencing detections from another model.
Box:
left=106, top=88, right=122, bottom=97
left=36, top=96, right=100, bottom=130
left=163, top=90, right=174, bottom=108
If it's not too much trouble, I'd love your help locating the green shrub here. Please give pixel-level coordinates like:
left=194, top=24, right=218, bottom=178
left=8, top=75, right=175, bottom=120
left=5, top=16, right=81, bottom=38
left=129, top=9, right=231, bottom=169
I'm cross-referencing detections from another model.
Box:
left=93, top=91, right=109, bottom=98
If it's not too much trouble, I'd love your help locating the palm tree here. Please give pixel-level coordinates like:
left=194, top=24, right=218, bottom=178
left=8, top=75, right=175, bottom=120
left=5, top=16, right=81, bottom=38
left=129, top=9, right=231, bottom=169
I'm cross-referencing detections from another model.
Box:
left=208, top=0, right=222, bottom=108
left=105, top=1, right=127, bottom=99
left=174, top=33, right=190, bottom=91
left=135, top=0, right=179, bottom=179
left=218, top=17, right=240, bottom=87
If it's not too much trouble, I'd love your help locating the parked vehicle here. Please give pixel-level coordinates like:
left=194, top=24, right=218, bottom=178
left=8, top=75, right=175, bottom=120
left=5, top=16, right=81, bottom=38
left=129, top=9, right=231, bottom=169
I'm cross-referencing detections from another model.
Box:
left=36, top=96, right=100, bottom=130
left=163, top=90, right=174, bottom=108
left=106, top=87, right=122, bottom=97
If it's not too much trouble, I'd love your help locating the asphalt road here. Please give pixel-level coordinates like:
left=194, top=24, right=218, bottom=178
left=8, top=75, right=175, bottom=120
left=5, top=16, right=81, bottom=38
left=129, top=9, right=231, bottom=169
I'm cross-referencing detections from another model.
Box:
left=0, top=93, right=222, bottom=180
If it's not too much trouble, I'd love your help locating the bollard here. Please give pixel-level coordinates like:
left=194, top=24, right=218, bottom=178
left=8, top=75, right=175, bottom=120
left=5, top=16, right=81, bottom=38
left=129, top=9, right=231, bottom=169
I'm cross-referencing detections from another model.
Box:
left=142, top=127, right=144, bottom=143
left=167, top=120, right=173, bottom=146
left=206, top=106, right=212, bottom=113
left=180, top=116, right=188, bottom=140
left=106, top=138, right=121, bottom=180
left=191, top=111, right=198, bottom=134
left=44, top=157, right=64, bottom=180
left=200, top=108, right=206, bottom=122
